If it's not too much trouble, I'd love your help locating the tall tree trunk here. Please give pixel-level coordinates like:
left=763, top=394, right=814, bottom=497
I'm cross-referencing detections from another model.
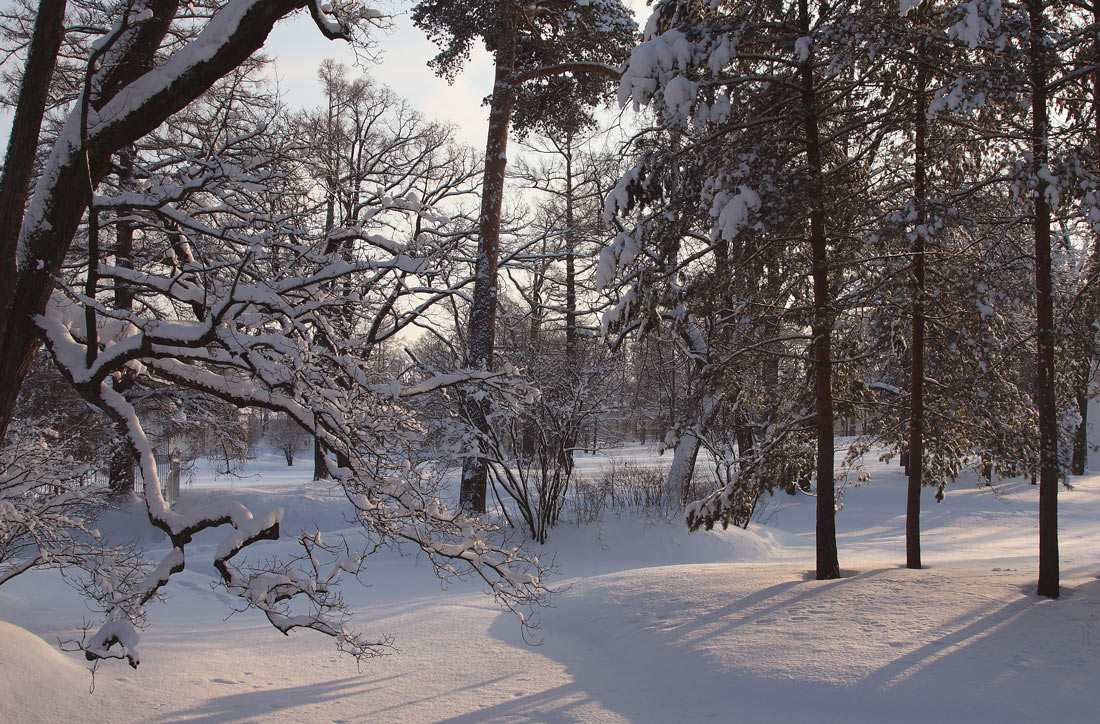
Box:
left=735, top=412, right=755, bottom=468
left=562, top=137, right=581, bottom=465
left=0, top=0, right=67, bottom=446
left=799, top=0, right=839, bottom=580
left=313, top=173, right=341, bottom=480
left=459, top=8, right=518, bottom=512
left=907, top=41, right=930, bottom=571
left=1027, top=0, right=1058, bottom=599
left=108, top=147, right=137, bottom=497
left=313, top=434, right=326, bottom=480
left=666, top=430, right=702, bottom=504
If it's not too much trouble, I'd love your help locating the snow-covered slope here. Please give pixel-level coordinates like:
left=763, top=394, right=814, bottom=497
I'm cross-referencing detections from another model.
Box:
left=0, top=620, right=89, bottom=720
left=2, top=448, right=1098, bottom=723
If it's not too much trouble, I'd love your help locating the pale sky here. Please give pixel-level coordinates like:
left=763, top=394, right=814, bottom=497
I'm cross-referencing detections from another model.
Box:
left=265, top=6, right=497, bottom=150
left=266, top=0, right=650, bottom=152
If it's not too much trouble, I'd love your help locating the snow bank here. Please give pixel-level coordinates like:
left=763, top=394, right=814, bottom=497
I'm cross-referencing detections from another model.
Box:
left=0, top=620, right=89, bottom=718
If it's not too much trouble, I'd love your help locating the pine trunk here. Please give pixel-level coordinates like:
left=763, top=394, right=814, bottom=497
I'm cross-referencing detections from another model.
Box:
left=799, top=0, right=839, bottom=581
left=564, top=142, right=577, bottom=364
left=459, top=9, right=518, bottom=512
left=1028, top=0, right=1059, bottom=599
left=108, top=147, right=137, bottom=497
left=907, top=47, right=929, bottom=571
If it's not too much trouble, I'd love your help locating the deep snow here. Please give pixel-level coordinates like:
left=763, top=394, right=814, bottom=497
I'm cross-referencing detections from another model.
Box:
left=2, top=444, right=1099, bottom=723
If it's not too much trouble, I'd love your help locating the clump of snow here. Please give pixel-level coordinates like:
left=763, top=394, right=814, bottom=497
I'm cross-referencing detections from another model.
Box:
left=710, top=185, right=761, bottom=241
left=618, top=29, right=695, bottom=112
left=899, top=0, right=921, bottom=15
left=948, top=0, right=1002, bottom=48
left=662, top=75, right=698, bottom=121
left=1036, top=163, right=1061, bottom=210
left=794, top=36, right=812, bottom=62
left=928, top=76, right=987, bottom=117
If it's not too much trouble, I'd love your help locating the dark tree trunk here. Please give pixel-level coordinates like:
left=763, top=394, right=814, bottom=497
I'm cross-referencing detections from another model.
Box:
left=107, top=380, right=136, bottom=496
left=799, top=0, right=839, bottom=581
left=459, top=8, right=519, bottom=513
left=564, top=142, right=577, bottom=364
left=980, top=455, right=993, bottom=484
left=313, top=434, right=326, bottom=480
left=735, top=412, right=755, bottom=466
left=108, top=147, right=137, bottom=498
left=562, top=138, right=582, bottom=462
left=313, top=178, right=339, bottom=477
left=1027, top=0, right=1059, bottom=599
left=0, top=0, right=67, bottom=446
left=907, top=44, right=929, bottom=571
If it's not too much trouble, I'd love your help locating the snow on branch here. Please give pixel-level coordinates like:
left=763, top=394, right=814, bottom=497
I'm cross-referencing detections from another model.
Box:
left=4, top=0, right=548, bottom=663
left=34, top=110, right=546, bottom=665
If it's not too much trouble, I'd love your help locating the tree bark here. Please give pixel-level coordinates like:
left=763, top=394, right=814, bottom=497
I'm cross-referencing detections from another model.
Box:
left=735, top=414, right=755, bottom=465
left=0, top=0, right=67, bottom=445
left=799, top=0, right=839, bottom=581
left=459, top=7, right=519, bottom=512
left=1027, top=0, right=1059, bottom=599
left=109, top=147, right=137, bottom=497
left=907, top=41, right=929, bottom=571
left=564, top=139, right=578, bottom=364
left=313, top=434, right=326, bottom=480
left=562, top=137, right=582, bottom=466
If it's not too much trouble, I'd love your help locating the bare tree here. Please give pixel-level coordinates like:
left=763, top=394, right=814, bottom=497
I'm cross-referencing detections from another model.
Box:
left=0, top=0, right=546, bottom=667
left=268, top=413, right=311, bottom=466
left=293, top=60, right=482, bottom=479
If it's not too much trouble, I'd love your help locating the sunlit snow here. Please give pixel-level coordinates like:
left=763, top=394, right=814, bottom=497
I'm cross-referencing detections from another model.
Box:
left=3, top=443, right=1099, bottom=723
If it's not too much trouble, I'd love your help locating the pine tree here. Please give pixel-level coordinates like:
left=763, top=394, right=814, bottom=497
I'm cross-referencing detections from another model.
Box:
left=413, top=0, right=636, bottom=511
left=604, top=0, right=895, bottom=579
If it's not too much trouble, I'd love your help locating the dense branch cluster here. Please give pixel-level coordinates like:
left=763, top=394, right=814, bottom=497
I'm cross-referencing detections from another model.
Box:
left=0, top=0, right=548, bottom=667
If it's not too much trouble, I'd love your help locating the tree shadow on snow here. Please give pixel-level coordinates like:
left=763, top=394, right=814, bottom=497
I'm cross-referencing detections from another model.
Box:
left=143, top=674, right=402, bottom=724
left=449, top=565, right=1100, bottom=724
left=861, top=574, right=1100, bottom=715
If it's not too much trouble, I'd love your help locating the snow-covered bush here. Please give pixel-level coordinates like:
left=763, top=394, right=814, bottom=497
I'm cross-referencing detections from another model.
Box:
left=479, top=323, right=622, bottom=543
left=0, top=418, right=148, bottom=622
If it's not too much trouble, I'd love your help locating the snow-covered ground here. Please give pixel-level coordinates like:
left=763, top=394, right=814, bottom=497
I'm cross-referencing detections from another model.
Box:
left=3, top=445, right=1099, bottom=723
